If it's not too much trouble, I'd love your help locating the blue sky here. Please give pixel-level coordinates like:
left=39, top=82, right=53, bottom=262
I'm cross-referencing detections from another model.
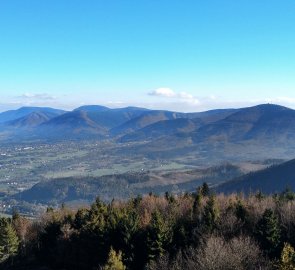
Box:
left=0, top=0, right=295, bottom=112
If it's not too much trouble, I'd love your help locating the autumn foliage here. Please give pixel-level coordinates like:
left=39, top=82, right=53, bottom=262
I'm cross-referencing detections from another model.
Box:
left=2, top=185, right=295, bottom=269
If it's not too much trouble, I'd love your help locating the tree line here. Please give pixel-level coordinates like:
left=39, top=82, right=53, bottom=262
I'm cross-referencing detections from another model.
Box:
left=2, top=184, right=295, bottom=269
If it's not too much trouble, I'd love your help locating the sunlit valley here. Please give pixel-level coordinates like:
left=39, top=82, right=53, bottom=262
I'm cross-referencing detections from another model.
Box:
left=0, top=103, right=294, bottom=215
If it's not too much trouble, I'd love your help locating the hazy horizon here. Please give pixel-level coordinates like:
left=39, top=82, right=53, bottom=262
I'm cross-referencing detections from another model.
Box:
left=1, top=100, right=294, bottom=114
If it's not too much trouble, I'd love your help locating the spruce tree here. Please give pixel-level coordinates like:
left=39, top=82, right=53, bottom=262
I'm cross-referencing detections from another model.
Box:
left=201, top=182, right=210, bottom=197
left=235, top=200, right=248, bottom=222
left=0, top=219, right=19, bottom=262
left=202, top=195, right=219, bottom=233
left=115, top=211, right=139, bottom=267
left=193, top=187, right=203, bottom=218
left=146, top=210, right=169, bottom=262
left=279, top=243, right=295, bottom=270
left=73, top=208, right=88, bottom=230
left=103, top=247, right=126, bottom=270
left=256, top=208, right=281, bottom=257
left=172, top=223, right=188, bottom=250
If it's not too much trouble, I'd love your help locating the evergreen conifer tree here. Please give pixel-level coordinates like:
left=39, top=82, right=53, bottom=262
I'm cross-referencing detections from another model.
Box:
left=280, top=243, right=295, bottom=270
left=146, top=210, right=169, bottom=262
left=193, top=187, right=203, bottom=218
left=201, top=182, right=210, bottom=197
left=202, top=195, right=219, bottom=233
left=256, top=208, right=281, bottom=257
left=235, top=199, right=248, bottom=222
left=103, top=247, right=126, bottom=270
left=0, top=218, right=19, bottom=262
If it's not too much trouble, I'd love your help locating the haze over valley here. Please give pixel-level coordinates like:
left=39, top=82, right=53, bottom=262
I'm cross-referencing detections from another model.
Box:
left=0, top=103, right=294, bottom=215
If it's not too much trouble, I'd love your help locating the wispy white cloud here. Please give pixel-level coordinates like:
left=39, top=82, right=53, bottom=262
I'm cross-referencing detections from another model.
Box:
left=148, top=88, right=200, bottom=105
left=0, top=92, right=65, bottom=111
left=1, top=90, right=295, bottom=113
left=18, top=93, right=57, bottom=101
left=149, top=88, right=176, bottom=98
left=147, top=88, right=295, bottom=112
left=178, top=92, right=194, bottom=99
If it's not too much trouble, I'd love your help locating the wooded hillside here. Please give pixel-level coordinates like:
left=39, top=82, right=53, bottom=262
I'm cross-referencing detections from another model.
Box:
left=2, top=185, right=295, bottom=269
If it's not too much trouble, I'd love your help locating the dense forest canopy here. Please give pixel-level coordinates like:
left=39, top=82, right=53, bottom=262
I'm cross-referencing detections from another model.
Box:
left=2, top=185, right=295, bottom=269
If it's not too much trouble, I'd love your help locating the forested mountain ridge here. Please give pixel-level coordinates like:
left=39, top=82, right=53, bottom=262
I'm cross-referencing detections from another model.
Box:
left=10, top=163, right=244, bottom=205
left=216, top=158, right=295, bottom=194
left=7, top=111, right=62, bottom=127
left=190, top=104, right=295, bottom=142
left=0, top=105, right=239, bottom=139
left=0, top=107, right=65, bottom=123
left=1, top=104, right=294, bottom=145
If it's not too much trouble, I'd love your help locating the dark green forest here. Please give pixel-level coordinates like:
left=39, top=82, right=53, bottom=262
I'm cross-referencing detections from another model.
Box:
left=2, top=185, right=295, bottom=269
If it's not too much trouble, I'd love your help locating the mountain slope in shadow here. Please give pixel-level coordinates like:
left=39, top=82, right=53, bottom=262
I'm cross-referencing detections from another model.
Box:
left=216, top=158, right=295, bottom=194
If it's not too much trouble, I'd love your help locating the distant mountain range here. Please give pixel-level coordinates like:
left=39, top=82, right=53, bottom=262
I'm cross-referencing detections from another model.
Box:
left=191, top=104, right=295, bottom=142
left=1, top=103, right=295, bottom=205
left=0, top=104, right=295, bottom=160
left=0, top=107, right=65, bottom=123
left=119, top=108, right=238, bottom=142
left=7, top=111, right=62, bottom=127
